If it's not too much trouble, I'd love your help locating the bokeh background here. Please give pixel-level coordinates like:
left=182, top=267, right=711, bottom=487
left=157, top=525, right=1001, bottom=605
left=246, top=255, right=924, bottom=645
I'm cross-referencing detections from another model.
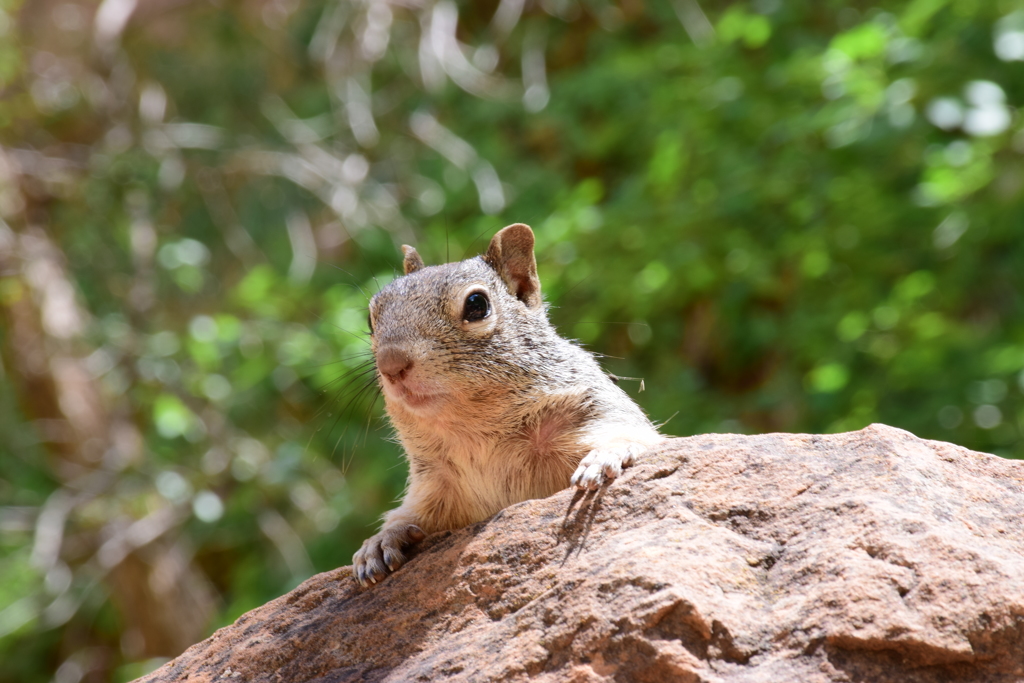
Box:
left=1, top=0, right=1022, bottom=680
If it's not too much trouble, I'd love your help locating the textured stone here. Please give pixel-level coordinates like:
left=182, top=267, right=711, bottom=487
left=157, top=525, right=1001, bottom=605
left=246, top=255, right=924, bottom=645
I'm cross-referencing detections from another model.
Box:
left=138, top=425, right=1024, bottom=683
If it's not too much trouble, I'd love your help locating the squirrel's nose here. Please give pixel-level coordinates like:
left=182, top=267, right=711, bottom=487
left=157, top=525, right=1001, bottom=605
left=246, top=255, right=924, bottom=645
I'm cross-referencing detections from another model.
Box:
left=376, top=347, right=413, bottom=381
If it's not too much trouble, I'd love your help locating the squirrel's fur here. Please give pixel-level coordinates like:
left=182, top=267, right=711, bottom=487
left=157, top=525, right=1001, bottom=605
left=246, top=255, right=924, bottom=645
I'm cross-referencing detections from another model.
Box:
left=353, top=224, right=662, bottom=586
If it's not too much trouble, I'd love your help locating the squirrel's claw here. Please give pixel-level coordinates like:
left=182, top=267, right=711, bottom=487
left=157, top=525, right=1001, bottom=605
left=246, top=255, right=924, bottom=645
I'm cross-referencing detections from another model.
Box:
left=353, top=523, right=425, bottom=587
left=571, top=442, right=645, bottom=490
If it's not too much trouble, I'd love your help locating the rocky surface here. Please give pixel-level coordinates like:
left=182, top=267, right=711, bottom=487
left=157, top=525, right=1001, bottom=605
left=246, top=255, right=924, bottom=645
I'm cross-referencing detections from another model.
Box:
left=138, top=425, right=1024, bottom=683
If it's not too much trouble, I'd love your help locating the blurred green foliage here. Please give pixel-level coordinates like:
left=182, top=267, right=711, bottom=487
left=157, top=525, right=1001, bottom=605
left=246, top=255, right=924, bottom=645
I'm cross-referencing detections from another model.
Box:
left=1, top=0, right=1023, bottom=680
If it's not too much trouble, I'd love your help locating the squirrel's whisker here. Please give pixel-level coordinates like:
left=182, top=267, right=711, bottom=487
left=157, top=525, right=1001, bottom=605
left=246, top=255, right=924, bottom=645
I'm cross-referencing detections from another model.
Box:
left=318, top=362, right=377, bottom=392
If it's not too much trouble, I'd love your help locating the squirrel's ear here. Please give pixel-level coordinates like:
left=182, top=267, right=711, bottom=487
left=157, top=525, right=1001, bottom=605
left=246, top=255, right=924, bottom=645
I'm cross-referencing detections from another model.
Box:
left=401, top=245, right=425, bottom=275
left=484, top=223, right=542, bottom=309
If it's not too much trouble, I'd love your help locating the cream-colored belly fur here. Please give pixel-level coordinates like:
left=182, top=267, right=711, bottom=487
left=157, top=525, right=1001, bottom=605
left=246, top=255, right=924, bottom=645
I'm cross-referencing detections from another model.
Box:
left=390, top=389, right=593, bottom=532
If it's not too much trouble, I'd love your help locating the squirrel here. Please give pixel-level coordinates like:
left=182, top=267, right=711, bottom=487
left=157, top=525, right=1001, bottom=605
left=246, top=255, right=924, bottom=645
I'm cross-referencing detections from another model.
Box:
left=353, top=223, right=663, bottom=587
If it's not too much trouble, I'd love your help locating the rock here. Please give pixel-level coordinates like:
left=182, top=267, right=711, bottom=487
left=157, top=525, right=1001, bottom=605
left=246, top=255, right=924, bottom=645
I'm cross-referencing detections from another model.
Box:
left=137, top=425, right=1024, bottom=683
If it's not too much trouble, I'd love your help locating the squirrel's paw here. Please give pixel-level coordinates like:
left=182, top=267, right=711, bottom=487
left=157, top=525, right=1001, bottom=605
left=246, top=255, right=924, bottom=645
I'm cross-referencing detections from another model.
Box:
left=353, top=523, right=426, bottom=588
left=570, top=441, right=646, bottom=490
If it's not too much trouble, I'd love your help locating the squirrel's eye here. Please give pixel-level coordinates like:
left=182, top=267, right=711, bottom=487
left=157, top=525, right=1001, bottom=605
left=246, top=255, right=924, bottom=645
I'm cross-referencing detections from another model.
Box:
left=463, top=292, right=490, bottom=323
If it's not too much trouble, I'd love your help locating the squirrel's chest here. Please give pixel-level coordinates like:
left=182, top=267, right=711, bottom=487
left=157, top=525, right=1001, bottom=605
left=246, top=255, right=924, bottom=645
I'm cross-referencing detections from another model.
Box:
left=412, top=389, right=591, bottom=462
left=442, top=437, right=578, bottom=517
left=425, top=405, right=589, bottom=493
left=398, top=392, right=596, bottom=527
left=399, top=382, right=594, bottom=471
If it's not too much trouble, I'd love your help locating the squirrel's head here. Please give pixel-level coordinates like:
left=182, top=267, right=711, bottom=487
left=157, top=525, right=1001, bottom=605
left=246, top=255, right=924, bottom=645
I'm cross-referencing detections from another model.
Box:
left=368, top=223, right=551, bottom=416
